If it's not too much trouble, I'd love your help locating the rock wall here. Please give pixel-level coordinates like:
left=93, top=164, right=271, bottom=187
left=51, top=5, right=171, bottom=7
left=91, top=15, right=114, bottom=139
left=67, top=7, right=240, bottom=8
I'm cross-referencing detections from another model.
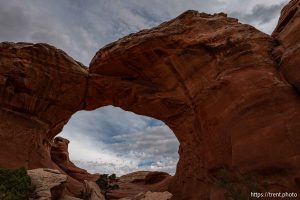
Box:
left=1, top=1, right=300, bottom=199
left=0, top=42, right=88, bottom=170
left=87, top=8, right=300, bottom=199
left=273, top=0, right=300, bottom=92
left=108, top=171, right=172, bottom=199
left=28, top=168, right=67, bottom=200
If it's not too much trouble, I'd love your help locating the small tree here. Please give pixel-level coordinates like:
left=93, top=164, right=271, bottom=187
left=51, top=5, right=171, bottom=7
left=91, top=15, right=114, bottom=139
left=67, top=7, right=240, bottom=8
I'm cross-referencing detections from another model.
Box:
left=96, top=173, right=119, bottom=199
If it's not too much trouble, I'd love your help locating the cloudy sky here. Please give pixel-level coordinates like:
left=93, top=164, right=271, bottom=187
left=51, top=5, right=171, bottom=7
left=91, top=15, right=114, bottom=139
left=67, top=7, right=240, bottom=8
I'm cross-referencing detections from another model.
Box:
left=0, top=0, right=288, bottom=175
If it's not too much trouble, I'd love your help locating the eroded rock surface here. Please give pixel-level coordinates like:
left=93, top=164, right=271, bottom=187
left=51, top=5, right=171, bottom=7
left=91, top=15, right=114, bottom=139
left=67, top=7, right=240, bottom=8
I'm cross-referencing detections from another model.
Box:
left=108, top=171, right=172, bottom=199
left=0, top=42, right=88, bottom=169
left=119, top=191, right=172, bottom=200
left=273, top=0, right=300, bottom=91
left=83, top=181, right=105, bottom=200
left=139, top=191, right=172, bottom=200
left=28, top=168, right=67, bottom=200
left=88, top=8, right=300, bottom=199
left=1, top=1, right=300, bottom=199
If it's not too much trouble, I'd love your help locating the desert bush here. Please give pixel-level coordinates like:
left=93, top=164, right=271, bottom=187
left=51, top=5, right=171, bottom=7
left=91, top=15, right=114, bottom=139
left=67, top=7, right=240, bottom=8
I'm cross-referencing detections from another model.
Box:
left=0, top=167, right=35, bottom=200
left=96, top=173, right=119, bottom=200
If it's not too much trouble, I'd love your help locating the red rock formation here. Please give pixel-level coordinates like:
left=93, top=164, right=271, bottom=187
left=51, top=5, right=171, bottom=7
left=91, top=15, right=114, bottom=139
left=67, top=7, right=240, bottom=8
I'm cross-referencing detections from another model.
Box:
left=0, top=42, right=87, bottom=197
left=28, top=168, right=67, bottom=200
left=51, top=136, right=99, bottom=183
left=88, top=9, right=300, bottom=199
left=272, top=0, right=300, bottom=91
left=1, top=1, right=300, bottom=199
left=144, top=171, right=170, bottom=185
left=107, top=171, right=172, bottom=199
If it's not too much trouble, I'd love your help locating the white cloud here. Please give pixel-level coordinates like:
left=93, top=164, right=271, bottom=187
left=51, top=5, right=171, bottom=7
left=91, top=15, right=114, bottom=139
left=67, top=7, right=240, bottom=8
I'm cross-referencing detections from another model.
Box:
left=60, top=106, right=179, bottom=176
left=0, top=0, right=288, bottom=65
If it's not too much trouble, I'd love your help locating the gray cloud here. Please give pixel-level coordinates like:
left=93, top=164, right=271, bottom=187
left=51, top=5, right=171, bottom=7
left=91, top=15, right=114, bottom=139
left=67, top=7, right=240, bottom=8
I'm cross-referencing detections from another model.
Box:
left=110, top=125, right=179, bottom=160
left=0, top=0, right=31, bottom=40
left=0, top=0, right=287, bottom=65
left=60, top=106, right=179, bottom=175
left=230, top=3, right=286, bottom=25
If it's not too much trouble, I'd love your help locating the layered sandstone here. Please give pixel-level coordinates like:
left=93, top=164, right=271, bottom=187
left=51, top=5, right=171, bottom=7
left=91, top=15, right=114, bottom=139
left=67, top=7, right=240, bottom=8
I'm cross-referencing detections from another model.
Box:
left=0, top=1, right=300, bottom=199
left=272, top=0, right=300, bottom=91
left=83, top=181, right=105, bottom=200
left=28, top=168, right=67, bottom=200
left=88, top=9, right=300, bottom=199
left=120, top=191, right=172, bottom=200
left=108, top=171, right=172, bottom=199
left=0, top=42, right=87, bottom=197
left=0, top=42, right=88, bottom=169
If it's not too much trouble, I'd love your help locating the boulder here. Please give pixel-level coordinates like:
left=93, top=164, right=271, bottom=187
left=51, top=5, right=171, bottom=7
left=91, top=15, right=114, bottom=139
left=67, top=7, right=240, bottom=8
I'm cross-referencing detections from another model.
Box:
left=28, top=168, right=67, bottom=200
left=83, top=181, right=105, bottom=200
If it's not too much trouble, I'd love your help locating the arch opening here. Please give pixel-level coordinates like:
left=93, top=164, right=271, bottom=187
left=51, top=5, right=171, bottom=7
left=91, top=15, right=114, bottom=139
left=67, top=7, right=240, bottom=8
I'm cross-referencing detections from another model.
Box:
left=57, top=105, right=179, bottom=176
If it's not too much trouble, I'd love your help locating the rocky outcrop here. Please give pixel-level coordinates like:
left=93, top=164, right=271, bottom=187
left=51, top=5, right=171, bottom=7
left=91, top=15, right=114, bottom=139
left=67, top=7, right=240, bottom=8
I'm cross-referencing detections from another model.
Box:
left=51, top=137, right=87, bottom=174
left=272, top=0, right=300, bottom=91
left=1, top=1, right=300, bottom=199
left=144, top=171, right=170, bottom=185
left=139, top=191, right=172, bottom=200
left=0, top=42, right=88, bottom=170
left=82, top=181, right=105, bottom=200
left=0, top=42, right=87, bottom=198
left=120, top=191, right=172, bottom=200
left=51, top=136, right=99, bottom=183
left=59, top=181, right=105, bottom=200
left=107, top=171, right=172, bottom=199
left=88, top=8, right=300, bottom=199
left=28, top=168, right=67, bottom=200
left=28, top=168, right=104, bottom=200
left=59, top=195, right=83, bottom=200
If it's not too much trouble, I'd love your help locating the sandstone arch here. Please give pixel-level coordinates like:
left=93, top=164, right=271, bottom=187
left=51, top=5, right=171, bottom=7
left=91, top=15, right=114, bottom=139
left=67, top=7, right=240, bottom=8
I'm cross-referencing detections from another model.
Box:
left=1, top=1, right=300, bottom=199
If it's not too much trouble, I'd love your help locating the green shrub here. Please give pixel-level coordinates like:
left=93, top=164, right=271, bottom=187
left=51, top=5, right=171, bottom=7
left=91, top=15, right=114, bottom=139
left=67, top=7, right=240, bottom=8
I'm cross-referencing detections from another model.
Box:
left=0, top=167, right=35, bottom=200
left=96, top=174, right=119, bottom=200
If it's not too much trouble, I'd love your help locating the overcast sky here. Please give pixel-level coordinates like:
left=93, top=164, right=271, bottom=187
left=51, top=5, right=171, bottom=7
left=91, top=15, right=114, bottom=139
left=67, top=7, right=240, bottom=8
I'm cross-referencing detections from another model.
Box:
left=0, top=0, right=288, bottom=175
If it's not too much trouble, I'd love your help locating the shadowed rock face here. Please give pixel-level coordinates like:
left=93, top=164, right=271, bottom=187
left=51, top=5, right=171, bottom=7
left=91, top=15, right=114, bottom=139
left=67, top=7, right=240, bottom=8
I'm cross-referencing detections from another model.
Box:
left=273, top=0, right=300, bottom=92
left=1, top=1, right=300, bottom=199
left=0, top=42, right=88, bottom=170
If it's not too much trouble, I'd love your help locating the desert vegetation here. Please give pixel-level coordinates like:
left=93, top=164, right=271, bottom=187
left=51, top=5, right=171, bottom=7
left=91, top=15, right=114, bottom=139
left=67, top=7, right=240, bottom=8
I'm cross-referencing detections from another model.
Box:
left=96, top=173, right=119, bottom=200
left=0, top=167, right=35, bottom=200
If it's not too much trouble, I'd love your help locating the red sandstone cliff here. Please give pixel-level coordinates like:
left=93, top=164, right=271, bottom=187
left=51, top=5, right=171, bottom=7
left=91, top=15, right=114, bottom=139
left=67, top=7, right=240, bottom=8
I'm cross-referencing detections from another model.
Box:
left=1, top=1, right=300, bottom=199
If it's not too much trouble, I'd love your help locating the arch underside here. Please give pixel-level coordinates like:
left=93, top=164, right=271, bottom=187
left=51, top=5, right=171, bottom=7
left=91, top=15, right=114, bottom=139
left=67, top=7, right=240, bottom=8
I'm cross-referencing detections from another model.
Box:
left=1, top=4, right=300, bottom=199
